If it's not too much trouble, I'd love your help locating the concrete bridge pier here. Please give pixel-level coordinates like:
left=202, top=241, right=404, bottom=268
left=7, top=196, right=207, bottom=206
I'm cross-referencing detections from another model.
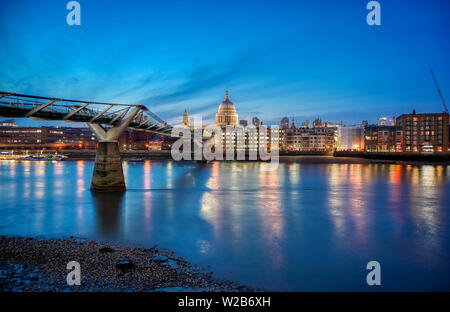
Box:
left=90, top=141, right=126, bottom=191
left=88, top=107, right=142, bottom=192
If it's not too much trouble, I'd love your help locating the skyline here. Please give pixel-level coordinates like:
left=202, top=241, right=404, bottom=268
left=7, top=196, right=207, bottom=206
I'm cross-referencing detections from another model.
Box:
left=1, top=0, right=450, bottom=127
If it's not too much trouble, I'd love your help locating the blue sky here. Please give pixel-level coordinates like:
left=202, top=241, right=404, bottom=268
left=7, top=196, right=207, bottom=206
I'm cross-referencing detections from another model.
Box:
left=1, top=0, right=449, bottom=127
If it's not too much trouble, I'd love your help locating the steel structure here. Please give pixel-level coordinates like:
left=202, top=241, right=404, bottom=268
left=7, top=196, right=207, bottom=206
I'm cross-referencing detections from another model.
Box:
left=0, top=91, right=173, bottom=135
left=430, top=69, right=449, bottom=114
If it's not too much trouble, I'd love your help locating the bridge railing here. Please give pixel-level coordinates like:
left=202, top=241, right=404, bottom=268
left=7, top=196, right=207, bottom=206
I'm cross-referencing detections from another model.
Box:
left=0, top=91, right=173, bottom=135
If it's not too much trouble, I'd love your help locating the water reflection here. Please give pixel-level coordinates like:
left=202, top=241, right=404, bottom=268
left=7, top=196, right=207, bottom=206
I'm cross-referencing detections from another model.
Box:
left=410, top=167, right=442, bottom=246
left=0, top=160, right=449, bottom=291
left=201, top=162, right=230, bottom=241
left=93, top=191, right=124, bottom=238
left=143, top=160, right=152, bottom=223
left=327, top=164, right=346, bottom=236
left=258, top=168, right=283, bottom=269
left=347, top=164, right=370, bottom=248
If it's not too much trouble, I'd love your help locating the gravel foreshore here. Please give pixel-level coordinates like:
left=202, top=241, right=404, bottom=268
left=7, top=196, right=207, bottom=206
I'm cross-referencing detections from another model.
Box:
left=0, top=236, right=253, bottom=292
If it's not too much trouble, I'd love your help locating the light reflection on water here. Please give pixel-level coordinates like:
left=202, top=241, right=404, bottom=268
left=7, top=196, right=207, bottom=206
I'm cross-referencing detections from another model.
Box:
left=0, top=159, right=449, bottom=291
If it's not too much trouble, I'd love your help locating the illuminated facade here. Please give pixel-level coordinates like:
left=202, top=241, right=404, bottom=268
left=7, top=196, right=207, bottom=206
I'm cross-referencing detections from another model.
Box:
left=182, top=109, right=191, bottom=127
left=211, top=90, right=280, bottom=153
left=364, top=125, right=402, bottom=152
left=0, top=123, right=167, bottom=151
left=0, top=125, right=97, bottom=149
left=285, top=118, right=339, bottom=151
left=338, top=125, right=365, bottom=151
left=396, top=112, right=449, bottom=153
left=216, top=90, right=238, bottom=127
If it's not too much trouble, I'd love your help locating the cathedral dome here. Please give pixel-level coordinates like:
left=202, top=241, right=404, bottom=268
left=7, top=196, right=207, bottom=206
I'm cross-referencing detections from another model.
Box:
left=216, top=90, right=238, bottom=126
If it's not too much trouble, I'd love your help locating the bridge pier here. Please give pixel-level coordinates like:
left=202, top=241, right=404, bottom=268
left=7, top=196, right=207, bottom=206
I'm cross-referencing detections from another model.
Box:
left=88, top=106, right=142, bottom=192
left=91, top=142, right=125, bottom=191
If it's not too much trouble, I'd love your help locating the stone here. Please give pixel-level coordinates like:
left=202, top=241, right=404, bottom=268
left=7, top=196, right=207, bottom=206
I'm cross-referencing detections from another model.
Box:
left=153, top=255, right=168, bottom=263
left=99, top=247, right=114, bottom=253
left=116, top=260, right=135, bottom=272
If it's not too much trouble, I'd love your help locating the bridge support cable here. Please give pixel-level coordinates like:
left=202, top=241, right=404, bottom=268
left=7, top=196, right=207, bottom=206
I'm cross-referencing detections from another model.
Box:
left=24, top=100, right=55, bottom=117
left=109, top=107, right=130, bottom=125
left=63, top=103, right=90, bottom=120
left=89, top=105, right=114, bottom=122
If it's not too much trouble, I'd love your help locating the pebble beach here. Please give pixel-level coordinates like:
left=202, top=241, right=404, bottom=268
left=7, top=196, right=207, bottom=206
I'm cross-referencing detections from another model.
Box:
left=0, top=236, right=253, bottom=292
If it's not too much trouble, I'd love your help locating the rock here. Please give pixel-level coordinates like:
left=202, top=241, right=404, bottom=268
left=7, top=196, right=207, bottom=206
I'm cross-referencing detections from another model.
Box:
left=153, top=255, right=168, bottom=263
left=116, top=260, right=135, bottom=272
left=99, top=247, right=114, bottom=253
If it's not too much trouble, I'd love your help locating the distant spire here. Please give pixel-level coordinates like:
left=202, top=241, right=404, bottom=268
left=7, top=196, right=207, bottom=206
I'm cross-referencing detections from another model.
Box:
left=291, top=116, right=296, bottom=129
left=225, top=89, right=229, bottom=101
left=182, top=108, right=190, bottom=127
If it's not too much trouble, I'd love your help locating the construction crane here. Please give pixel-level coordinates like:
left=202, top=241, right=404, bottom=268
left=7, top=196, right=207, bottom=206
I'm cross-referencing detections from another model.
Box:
left=430, top=69, right=449, bottom=114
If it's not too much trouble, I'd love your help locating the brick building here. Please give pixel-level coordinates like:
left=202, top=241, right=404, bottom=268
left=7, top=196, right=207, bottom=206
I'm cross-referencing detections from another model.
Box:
left=396, top=111, right=449, bottom=153
left=364, top=125, right=402, bottom=152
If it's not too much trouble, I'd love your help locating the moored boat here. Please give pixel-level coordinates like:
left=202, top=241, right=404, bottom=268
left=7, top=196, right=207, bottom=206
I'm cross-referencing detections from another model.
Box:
left=22, top=153, right=68, bottom=161
left=126, top=158, right=144, bottom=163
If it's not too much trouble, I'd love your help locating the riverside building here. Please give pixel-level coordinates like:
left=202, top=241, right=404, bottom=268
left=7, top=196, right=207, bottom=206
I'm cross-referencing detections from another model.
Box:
left=0, top=119, right=166, bottom=151
left=210, top=90, right=280, bottom=153
left=396, top=111, right=449, bottom=153
left=364, top=124, right=402, bottom=152
left=284, top=117, right=338, bottom=151
left=338, top=125, right=365, bottom=151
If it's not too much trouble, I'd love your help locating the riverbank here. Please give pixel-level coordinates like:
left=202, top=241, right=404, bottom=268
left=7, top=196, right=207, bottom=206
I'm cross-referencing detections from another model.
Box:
left=1, top=150, right=449, bottom=165
left=334, top=151, right=450, bottom=166
left=0, top=236, right=253, bottom=292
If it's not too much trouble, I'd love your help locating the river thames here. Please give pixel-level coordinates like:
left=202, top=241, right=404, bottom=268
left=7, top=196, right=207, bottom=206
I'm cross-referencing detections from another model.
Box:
left=0, top=159, right=449, bottom=291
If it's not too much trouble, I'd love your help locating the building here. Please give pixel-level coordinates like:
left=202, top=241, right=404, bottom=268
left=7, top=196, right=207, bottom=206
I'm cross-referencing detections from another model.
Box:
left=301, top=120, right=311, bottom=128
left=0, top=124, right=168, bottom=151
left=210, top=90, right=281, bottom=154
left=378, top=117, right=388, bottom=126
left=252, top=117, right=260, bottom=127
left=291, top=117, right=296, bottom=129
left=216, top=89, right=238, bottom=127
left=0, top=119, right=16, bottom=127
left=147, top=138, right=163, bottom=150
left=239, top=120, right=248, bottom=127
left=396, top=111, right=449, bottom=153
left=313, top=118, right=322, bottom=128
left=0, top=125, right=97, bottom=150
left=285, top=123, right=338, bottom=151
left=182, top=109, right=191, bottom=127
left=280, top=117, right=289, bottom=129
left=338, top=125, right=365, bottom=151
left=278, top=128, right=286, bottom=150
left=364, top=124, right=402, bottom=152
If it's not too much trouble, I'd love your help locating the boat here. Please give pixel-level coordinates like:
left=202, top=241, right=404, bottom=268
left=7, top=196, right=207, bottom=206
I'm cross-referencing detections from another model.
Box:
left=22, top=153, right=68, bottom=161
left=126, top=158, right=144, bottom=163
left=22, top=153, right=47, bottom=160
left=49, top=154, right=68, bottom=161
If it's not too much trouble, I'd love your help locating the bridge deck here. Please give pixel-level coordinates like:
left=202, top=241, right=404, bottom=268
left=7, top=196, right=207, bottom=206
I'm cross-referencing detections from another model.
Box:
left=0, top=91, right=173, bottom=135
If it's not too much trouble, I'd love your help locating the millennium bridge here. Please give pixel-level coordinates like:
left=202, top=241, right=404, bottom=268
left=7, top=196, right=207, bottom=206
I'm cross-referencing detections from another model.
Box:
left=0, top=91, right=176, bottom=191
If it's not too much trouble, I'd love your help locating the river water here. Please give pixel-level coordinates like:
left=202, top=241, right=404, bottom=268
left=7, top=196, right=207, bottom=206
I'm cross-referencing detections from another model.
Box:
left=0, top=159, right=449, bottom=291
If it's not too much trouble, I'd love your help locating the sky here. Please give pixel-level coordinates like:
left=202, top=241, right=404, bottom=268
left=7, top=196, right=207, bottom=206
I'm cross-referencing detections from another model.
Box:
left=1, top=0, right=450, bottom=127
